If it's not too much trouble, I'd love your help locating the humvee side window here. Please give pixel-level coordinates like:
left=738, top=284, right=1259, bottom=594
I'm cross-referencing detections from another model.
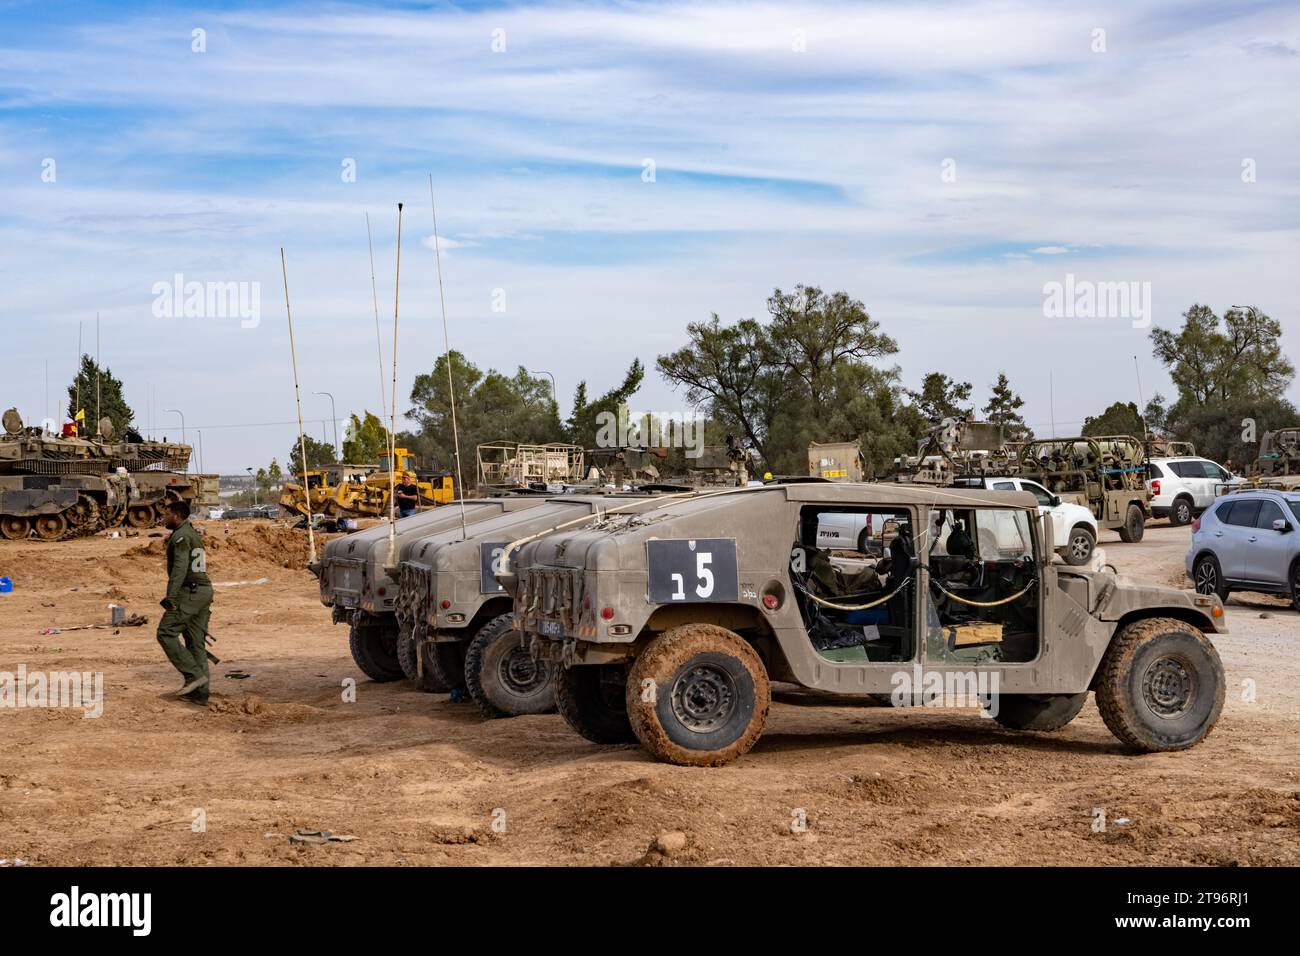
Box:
left=924, top=508, right=1040, bottom=665
left=793, top=506, right=917, bottom=665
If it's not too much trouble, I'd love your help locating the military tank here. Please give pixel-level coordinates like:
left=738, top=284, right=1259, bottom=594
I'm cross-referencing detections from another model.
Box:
left=0, top=408, right=213, bottom=541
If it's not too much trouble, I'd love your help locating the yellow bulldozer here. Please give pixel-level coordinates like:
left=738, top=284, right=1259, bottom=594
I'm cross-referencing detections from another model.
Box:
left=280, top=449, right=454, bottom=519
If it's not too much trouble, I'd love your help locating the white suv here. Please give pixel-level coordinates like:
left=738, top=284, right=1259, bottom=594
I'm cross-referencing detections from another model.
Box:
left=816, top=477, right=1099, bottom=565
left=1148, top=457, right=1242, bottom=526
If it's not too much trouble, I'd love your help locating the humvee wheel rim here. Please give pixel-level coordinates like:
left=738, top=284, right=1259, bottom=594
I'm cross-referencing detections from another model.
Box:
left=672, top=663, right=737, bottom=732
left=1070, top=533, right=1091, bottom=560
left=1142, top=655, right=1195, bottom=718
left=499, top=644, right=543, bottom=694
left=1194, top=561, right=1216, bottom=594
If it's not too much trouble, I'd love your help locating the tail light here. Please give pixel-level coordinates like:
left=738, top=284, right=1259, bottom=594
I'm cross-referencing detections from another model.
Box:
left=1151, top=480, right=1160, bottom=496
left=1191, top=517, right=1201, bottom=532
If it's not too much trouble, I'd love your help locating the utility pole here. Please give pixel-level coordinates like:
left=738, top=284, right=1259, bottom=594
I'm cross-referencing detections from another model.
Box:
left=314, top=390, right=338, bottom=456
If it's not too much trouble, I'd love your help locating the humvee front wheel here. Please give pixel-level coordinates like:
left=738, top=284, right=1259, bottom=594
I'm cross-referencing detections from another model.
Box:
left=1095, top=617, right=1224, bottom=752
left=989, top=692, right=1088, bottom=731
left=627, top=624, right=771, bottom=767
left=348, top=616, right=404, bottom=682
left=397, top=628, right=451, bottom=693
left=555, top=663, right=635, bottom=744
left=465, top=614, right=555, bottom=718
left=1117, top=504, right=1145, bottom=543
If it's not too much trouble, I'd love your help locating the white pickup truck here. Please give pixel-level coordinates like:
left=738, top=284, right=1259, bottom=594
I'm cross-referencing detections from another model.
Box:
left=816, top=476, right=1099, bottom=566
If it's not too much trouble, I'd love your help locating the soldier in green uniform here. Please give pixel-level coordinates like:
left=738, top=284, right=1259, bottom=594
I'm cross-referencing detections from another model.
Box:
left=156, top=499, right=214, bottom=703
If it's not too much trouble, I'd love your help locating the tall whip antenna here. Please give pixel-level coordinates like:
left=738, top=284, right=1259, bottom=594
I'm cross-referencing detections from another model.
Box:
left=75, top=321, right=82, bottom=433
left=386, top=203, right=404, bottom=566
left=429, top=174, right=469, bottom=539
left=280, top=248, right=317, bottom=565
left=95, top=312, right=101, bottom=437
left=365, top=212, right=388, bottom=425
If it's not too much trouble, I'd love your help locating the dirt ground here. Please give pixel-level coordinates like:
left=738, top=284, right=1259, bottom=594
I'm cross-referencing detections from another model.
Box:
left=1, top=519, right=1297, bottom=867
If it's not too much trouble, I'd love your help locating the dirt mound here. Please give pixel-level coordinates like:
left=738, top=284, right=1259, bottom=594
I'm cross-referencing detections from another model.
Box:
left=122, top=523, right=338, bottom=573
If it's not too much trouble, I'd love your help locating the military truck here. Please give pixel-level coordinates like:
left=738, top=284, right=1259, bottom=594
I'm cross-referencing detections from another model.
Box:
left=504, top=483, right=1226, bottom=766
left=316, top=493, right=557, bottom=682
left=395, top=492, right=693, bottom=716
left=1017, top=436, right=1151, bottom=542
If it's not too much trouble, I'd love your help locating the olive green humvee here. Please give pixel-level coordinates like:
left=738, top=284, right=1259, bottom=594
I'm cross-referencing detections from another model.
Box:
left=396, top=492, right=696, bottom=715
left=503, top=483, right=1226, bottom=766
left=315, top=495, right=556, bottom=683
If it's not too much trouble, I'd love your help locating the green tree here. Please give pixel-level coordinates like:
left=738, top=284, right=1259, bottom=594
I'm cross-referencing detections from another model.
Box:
left=66, top=354, right=134, bottom=437
left=656, top=317, right=785, bottom=462
left=982, top=372, right=1031, bottom=441
left=565, top=359, right=645, bottom=448
left=1150, top=305, right=1292, bottom=412
left=289, top=436, right=337, bottom=471
left=342, top=411, right=391, bottom=465
left=658, top=286, right=910, bottom=475
left=909, top=372, right=973, bottom=424
left=1149, top=304, right=1295, bottom=460
left=407, top=352, right=565, bottom=489
left=1082, top=401, right=1144, bottom=438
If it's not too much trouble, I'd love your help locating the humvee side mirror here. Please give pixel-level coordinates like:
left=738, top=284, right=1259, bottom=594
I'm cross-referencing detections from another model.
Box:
left=1037, top=512, right=1054, bottom=563
left=1272, top=519, right=1291, bottom=533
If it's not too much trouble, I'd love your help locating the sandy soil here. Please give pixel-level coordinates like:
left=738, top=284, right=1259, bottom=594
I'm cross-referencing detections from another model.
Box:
left=1, top=519, right=1297, bottom=867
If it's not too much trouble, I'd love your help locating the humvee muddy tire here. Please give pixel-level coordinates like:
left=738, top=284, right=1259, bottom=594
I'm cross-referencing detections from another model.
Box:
left=1095, top=617, right=1224, bottom=752
left=1117, top=504, right=1145, bottom=543
left=348, top=617, right=404, bottom=682
left=1192, top=554, right=1229, bottom=601
left=465, top=614, right=555, bottom=719
left=426, top=639, right=468, bottom=695
left=555, top=663, right=635, bottom=744
left=1170, top=496, right=1194, bottom=527
left=1062, top=526, right=1095, bottom=566
left=989, top=692, right=1088, bottom=732
left=396, top=629, right=451, bottom=693
left=626, top=624, right=771, bottom=767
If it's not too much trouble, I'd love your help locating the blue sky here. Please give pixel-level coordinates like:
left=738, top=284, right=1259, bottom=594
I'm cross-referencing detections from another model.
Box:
left=2, top=0, right=1298, bottom=471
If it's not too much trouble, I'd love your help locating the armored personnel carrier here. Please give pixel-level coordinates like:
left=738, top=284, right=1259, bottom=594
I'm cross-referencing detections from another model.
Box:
left=0, top=408, right=214, bottom=540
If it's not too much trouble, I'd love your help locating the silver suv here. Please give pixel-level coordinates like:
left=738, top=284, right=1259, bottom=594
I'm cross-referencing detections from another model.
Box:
left=1188, top=490, right=1300, bottom=608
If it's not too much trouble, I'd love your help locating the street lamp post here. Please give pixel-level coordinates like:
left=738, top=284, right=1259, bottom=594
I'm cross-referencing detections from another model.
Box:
left=314, top=391, right=338, bottom=458
left=246, top=467, right=258, bottom=506
left=164, top=408, right=187, bottom=471
left=196, top=429, right=205, bottom=474
left=527, top=369, right=558, bottom=407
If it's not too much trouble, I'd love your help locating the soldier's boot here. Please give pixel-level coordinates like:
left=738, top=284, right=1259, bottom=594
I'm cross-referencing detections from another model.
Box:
left=176, top=674, right=209, bottom=698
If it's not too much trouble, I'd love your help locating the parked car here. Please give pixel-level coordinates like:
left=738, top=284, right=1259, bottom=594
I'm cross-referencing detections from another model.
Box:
left=1188, top=490, right=1300, bottom=608
left=819, top=476, right=1099, bottom=565
left=956, top=476, right=1099, bottom=565
left=1149, top=457, right=1242, bottom=526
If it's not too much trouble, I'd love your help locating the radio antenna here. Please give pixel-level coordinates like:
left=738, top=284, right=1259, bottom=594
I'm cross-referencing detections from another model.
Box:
left=429, top=174, right=469, bottom=539
left=280, top=248, right=317, bottom=565
left=386, top=203, right=404, bottom=567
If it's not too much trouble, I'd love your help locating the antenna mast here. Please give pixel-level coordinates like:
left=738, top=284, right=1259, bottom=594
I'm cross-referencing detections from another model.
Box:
left=429, top=174, right=469, bottom=539
left=386, top=203, right=404, bottom=566
left=280, top=248, right=317, bottom=565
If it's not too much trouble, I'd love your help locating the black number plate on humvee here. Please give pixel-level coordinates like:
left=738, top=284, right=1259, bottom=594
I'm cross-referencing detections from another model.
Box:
left=646, top=538, right=738, bottom=603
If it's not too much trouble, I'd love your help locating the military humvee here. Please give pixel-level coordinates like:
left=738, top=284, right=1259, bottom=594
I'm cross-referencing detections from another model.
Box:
left=504, top=483, right=1226, bottom=767
left=315, top=494, right=555, bottom=682
left=395, top=492, right=693, bottom=716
